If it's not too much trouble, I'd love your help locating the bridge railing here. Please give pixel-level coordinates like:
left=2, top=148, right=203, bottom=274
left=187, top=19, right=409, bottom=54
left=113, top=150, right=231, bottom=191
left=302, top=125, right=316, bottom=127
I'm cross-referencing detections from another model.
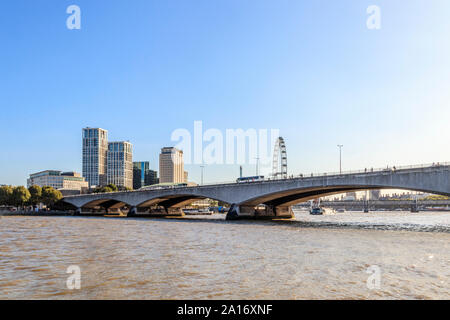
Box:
left=266, top=161, right=450, bottom=182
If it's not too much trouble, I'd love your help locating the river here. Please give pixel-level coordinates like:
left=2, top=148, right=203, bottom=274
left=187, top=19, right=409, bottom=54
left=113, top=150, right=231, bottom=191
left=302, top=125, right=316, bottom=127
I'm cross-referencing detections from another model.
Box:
left=0, top=211, right=449, bottom=299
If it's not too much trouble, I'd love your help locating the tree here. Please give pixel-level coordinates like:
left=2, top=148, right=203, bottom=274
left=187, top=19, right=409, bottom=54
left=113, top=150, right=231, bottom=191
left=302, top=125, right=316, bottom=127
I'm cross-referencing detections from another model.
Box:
left=102, top=186, right=113, bottom=193
left=0, top=185, right=13, bottom=206
left=11, top=186, right=31, bottom=208
left=93, top=186, right=113, bottom=193
left=28, top=185, right=42, bottom=207
left=92, top=184, right=124, bottom=193
left=41, top=186, right=63, bottom=208
left=106, top=184, right=118, bottom=192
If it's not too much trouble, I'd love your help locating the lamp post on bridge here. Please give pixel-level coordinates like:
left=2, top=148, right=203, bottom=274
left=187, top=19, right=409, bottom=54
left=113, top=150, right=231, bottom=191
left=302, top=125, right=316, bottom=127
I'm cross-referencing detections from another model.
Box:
left=337, top=145, right=343, bottom=174
left=200, top=165, right=205, bottom=185
left=255, top=157, right=260, bottom=176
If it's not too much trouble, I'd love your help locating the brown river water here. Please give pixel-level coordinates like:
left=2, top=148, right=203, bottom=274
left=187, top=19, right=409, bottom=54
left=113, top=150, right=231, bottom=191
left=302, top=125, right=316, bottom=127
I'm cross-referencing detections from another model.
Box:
left=0, top=211, right=449, bottom=299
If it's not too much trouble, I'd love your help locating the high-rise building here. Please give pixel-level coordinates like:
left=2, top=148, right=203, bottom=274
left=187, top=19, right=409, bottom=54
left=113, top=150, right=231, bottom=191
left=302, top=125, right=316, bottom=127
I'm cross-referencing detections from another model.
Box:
left=146, top=170, right=159, bottom=186
left=133, top=161, right=159, bottom=189
left=184, top=171, right=188, bottom=183
left=107, top=141, right=133, bottom=189
left=133, top=161, right=148, bottom=190
left=82, top=128, right=108, bottom=187
left=159, top=147, right=184, bottom=184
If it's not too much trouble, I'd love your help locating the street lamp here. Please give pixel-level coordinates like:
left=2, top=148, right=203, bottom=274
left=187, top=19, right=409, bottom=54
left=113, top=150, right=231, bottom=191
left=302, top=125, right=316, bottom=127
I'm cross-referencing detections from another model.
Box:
left=255, top=157, right=260, bottom=176
left=337, top=145, right=343, bottom=174
left=200, top=165, right=205, bottom=185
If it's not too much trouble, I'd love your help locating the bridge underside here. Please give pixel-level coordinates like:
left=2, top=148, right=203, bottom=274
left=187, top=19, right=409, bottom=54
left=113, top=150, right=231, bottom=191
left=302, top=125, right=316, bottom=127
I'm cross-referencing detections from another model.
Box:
left=227, top=184, right=450, bottom=220
left=226, top=186, right=377, bottom=220
left=74, top=195, right=224, bottom=217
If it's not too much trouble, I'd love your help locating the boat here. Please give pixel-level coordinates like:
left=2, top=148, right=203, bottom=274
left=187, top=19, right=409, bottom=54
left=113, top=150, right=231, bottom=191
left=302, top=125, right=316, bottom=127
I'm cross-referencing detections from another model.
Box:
left=309, top=199, right=324, bottom=215
left=310, top=207, right=324, bottom=215
left=183, top=208, right=213, bottom=215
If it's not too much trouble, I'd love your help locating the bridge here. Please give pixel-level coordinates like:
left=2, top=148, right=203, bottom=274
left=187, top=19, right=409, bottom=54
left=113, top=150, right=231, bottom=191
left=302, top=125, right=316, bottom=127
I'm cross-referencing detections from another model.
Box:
left=62, top=163, right=450, bottom=219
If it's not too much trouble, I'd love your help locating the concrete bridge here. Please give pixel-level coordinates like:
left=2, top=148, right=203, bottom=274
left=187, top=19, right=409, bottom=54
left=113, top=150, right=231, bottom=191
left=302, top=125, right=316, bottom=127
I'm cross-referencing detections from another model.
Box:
left=62, top=163, right=450, bottom=219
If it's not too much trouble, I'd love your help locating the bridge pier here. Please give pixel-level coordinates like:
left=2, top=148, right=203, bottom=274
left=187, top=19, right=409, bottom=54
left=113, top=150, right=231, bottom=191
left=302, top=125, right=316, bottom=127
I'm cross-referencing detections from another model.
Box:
left=226, top=204, right=294, bottom=220
left=164, top=207, right=185, bottom=217
left=363, top=200, right=370, bottom=213
left=127, top=206, right=137, bottom=217
left=411, top=200, right=419, bottom=213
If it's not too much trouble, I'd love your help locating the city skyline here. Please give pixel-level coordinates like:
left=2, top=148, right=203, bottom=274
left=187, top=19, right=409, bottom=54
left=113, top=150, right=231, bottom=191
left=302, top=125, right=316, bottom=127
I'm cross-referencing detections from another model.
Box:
left=2, top=1, right=450, bottom=186
left=5, top=119, right=450, bottom=188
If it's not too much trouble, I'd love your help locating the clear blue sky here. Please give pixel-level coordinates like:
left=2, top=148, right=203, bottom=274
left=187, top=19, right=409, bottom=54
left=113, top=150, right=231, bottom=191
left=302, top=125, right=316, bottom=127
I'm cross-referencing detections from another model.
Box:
left=1, top=0, right=450, bottom=185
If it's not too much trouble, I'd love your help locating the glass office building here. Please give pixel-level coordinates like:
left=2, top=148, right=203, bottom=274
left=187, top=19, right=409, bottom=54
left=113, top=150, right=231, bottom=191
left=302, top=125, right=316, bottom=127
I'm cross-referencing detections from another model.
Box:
left=133, top=161, right=158, bottom=189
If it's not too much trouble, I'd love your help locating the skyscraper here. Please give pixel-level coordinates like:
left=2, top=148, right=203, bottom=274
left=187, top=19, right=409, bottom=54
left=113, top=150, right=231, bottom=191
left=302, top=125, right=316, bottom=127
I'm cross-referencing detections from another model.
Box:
left=159, top=147, right=184, bottom=184
left=133, top=161, right=159, bottom=189
left=133, top=161, right=148, bottom=190
left=82, top=128, right=108, bottom=187
left=107, top=141, right=133, bottom=189
left=146, top=170, right=159, bottom=186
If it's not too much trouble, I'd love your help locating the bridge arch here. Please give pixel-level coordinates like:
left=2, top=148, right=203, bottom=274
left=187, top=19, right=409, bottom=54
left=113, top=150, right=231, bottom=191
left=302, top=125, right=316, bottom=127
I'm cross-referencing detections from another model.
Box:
left=136, top=193, right=231, bottom=209
left=239, top=184, right=450, bottom=208
left=80, top=198, right=133, bottom=209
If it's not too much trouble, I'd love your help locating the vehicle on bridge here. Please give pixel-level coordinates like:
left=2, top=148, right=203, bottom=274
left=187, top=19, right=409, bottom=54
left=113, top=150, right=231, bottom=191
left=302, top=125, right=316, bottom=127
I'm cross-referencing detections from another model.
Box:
left=236, top=176, right=264, bottom=183
left=141, top=183, right=188, bottom=190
